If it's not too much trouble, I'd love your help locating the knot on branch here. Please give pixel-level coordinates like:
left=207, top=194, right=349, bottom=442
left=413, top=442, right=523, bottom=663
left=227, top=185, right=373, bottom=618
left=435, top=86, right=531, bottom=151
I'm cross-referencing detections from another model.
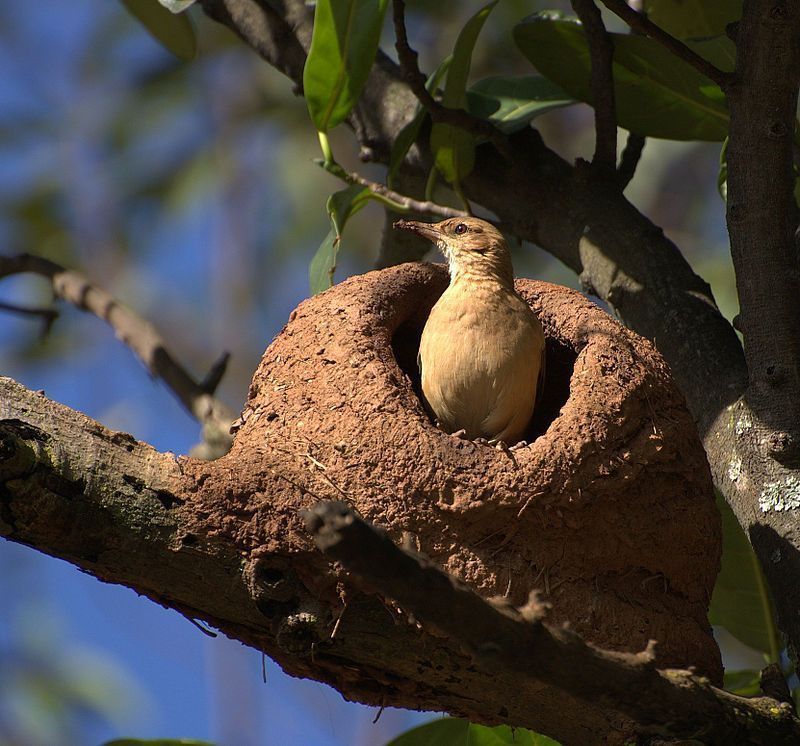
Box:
left=0, top=423, right=45, bottom=481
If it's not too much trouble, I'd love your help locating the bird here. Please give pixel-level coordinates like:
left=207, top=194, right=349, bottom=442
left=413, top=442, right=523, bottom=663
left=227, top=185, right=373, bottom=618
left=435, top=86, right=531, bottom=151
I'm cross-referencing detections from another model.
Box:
left=394, top=216, right=545, bottom=445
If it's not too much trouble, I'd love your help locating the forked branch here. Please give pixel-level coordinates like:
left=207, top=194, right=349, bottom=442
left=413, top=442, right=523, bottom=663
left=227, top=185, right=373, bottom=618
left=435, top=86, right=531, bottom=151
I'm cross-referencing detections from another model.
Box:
left=391, top=0, right=513, bottom=161
left=0, top=253, right=236, bottom=456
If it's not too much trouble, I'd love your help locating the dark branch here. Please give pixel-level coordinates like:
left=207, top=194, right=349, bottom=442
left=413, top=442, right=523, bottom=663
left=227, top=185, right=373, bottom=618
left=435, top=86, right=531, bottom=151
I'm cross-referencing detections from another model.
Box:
left=572, top=0, right=617, bottom=174
left=724, top=0, right=800, bottom=467
left=199, top=351, right=231, bottom=395
left=391, top=0, right=513, bottom=161
left=304, top=500, right=800, bottom=744
left=0, top=299, right=59, bottom=335
left=598, top=0, right=733, bottom=89
left=617, top=133, right=646, bottom=189
left=0, top=254, right=236, bottom=456
left=199, top=0, right=310, bottom=88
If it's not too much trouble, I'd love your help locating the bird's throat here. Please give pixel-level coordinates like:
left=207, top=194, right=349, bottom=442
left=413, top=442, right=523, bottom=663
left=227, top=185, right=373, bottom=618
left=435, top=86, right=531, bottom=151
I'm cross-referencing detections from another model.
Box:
left=448, top=261, right=514, bottom=291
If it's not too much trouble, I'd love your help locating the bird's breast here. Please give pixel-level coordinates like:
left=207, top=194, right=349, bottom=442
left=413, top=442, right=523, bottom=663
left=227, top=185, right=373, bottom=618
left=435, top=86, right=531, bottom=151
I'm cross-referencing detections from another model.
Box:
left=418, top=282, right=544, bottom=442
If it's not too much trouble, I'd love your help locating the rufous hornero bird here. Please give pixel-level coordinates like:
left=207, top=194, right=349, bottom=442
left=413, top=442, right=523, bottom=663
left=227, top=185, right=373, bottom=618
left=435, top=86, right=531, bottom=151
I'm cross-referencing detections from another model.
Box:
left=394, top=217, right=546, bottom=447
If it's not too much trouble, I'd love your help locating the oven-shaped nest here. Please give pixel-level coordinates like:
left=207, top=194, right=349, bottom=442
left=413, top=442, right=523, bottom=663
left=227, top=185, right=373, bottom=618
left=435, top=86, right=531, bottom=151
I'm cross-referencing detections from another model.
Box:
left=224, top=262, right=722, bottom=682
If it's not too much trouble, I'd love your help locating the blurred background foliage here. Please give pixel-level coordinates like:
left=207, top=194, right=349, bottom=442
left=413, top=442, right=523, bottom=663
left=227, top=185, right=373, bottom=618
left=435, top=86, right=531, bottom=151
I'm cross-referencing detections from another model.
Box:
left=0, top=0, right=775, bottom=744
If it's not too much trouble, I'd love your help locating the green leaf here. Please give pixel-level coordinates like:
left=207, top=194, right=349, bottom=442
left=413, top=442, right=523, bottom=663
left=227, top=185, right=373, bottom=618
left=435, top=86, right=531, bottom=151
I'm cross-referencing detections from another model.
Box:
left=723, top=669, right=762, bottom=697
left=309, top=184, right=370, bottom=294
left=303, top=0, right=389, bottom=132
left=430, top=124, right=475, bottom=189
left=430, top=1, right=497, bottom=185
left=388, top=56, right=452, bottom=188
left=441, top=1, right=498, bottom=111
left=689, top=35, right=737, bottom=73
left=513, top=12, right=729, bottom=141
left=386, top=718, right=560, bottom=746
left=467, top=75, right=577, bottom=135
left=709, top=492, right=780, bottom=660
left=309, top=229, right=339, bottom=296
left=328, top=183, right=369, bottom=235
left=120, top=0, right=197, bottom=61
left=647, top=0, right=742, bottom=39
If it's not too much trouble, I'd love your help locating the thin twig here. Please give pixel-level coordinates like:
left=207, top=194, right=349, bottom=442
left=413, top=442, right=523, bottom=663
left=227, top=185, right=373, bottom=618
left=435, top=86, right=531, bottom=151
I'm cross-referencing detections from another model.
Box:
left=199, top=351, right=230, bottom=395
left=598, top=0, right=733, bottom=89
left=188, top=617, right=218, bottom=637
left=0, top=253, right=236, bottom=455
left=617, top=132, right=646, bottom=189
left=391, top=0, right=513, bottom=161
left=0, top=299, right=59, bottom=334
left=572, top=0, right=617, bottom=174
left=343, top=169, right=469, bottom=219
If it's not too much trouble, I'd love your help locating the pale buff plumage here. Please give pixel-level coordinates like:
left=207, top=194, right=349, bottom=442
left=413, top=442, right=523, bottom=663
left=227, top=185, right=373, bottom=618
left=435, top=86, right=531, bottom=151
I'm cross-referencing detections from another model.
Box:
left=394, top=217, right=545, bottom=444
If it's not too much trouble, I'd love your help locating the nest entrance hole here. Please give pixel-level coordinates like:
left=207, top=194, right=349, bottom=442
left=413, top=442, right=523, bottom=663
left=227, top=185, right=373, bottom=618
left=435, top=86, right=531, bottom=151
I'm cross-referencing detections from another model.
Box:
left=391, top=319, right=575, bottom=443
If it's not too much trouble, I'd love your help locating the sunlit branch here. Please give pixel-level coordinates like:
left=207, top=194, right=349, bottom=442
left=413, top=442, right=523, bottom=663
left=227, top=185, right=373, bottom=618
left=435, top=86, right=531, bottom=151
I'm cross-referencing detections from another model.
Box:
left=0, top=253, right=236, bottom=456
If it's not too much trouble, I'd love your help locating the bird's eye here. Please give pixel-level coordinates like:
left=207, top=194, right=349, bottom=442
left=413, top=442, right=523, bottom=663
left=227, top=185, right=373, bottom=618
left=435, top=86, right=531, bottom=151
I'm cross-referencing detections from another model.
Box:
left=454, top=223, right=468, bottom=235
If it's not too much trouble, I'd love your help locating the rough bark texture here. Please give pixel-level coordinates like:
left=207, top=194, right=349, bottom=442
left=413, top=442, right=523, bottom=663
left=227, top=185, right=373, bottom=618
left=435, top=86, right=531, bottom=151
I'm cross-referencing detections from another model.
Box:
left=719, top=0, right=800, bottom=664
left=1, top=264, right=728, bottom=743
left=726, top=0, right=800, bottom=466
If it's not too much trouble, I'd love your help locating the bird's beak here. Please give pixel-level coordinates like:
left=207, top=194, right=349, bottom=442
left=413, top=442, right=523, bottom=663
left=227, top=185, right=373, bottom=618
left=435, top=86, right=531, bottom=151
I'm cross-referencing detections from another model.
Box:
left=393, top=219, right=443, bottom=244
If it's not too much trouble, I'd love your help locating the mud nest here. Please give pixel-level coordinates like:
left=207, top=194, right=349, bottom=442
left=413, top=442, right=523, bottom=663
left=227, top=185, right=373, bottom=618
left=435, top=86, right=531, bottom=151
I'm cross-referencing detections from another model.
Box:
left=195, top=262, right=722, bottom=682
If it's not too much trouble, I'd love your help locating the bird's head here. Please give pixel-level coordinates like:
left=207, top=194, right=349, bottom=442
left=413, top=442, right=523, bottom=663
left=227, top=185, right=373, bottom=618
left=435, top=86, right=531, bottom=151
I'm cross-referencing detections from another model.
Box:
left=394, top=217, right=513, bottom=285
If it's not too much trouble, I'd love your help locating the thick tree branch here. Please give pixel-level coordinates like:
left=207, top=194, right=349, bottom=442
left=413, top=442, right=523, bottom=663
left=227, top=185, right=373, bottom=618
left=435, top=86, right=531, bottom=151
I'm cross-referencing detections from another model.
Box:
left=199, top=0, right=310, bottom=88
left=305, top=500, right=800, bottom=744
left=0, top=254, right=236, bottom=456
left=598, top=0, right=734, bottom=89
left=572, top=0, right=617, bottom=174
left=0, top=374, right=697, bottom=743
left=1, top=370, right=795, bottom=743
left=720, top=0, right=800, bottom=661
left=725, top=0, right=800, bottom=465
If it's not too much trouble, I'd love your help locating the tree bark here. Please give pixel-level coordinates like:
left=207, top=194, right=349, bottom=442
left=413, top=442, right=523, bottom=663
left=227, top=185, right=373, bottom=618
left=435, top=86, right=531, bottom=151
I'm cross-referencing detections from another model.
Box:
left=726, top=1, right=800, bottom=470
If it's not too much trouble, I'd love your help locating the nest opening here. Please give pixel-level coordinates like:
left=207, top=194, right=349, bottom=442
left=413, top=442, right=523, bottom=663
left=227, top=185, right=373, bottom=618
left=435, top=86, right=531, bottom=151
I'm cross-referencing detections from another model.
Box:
left=391, top=319, right=576, bottom=444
